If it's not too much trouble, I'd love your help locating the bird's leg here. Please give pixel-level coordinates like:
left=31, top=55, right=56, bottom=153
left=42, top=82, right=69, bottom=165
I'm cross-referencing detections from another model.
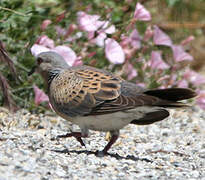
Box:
left=97, top=130, right=119, bottom=157
left=57, top=132, right=88, bottom=147
left=102, top=133, right=119, bottom=153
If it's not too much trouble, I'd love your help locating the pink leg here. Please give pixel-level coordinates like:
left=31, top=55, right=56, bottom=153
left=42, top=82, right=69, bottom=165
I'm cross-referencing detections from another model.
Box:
left=57, top=132, right=88, bottom=146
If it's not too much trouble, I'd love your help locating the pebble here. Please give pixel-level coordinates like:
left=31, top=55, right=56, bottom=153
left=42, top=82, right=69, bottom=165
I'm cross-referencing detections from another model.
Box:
left=0, top=107, right=205, bottom=179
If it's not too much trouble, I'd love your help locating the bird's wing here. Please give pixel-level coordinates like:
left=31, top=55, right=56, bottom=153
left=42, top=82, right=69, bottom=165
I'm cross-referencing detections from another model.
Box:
left=49, top=66, right=180, bottom=117
left=87, top=81, right=161, bottom=115
left=49, top=66, right=122, bottom=117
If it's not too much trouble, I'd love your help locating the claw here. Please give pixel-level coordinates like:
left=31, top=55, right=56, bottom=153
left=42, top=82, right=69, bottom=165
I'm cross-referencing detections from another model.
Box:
left=56, top=132, right=87, bottom=147
left=76, top=137, right=86, bottom=146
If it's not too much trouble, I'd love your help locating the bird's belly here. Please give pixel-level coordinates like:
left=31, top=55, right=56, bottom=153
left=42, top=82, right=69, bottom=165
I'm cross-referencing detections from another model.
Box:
left=72, top=107, right=158, bottom=131
left=54, top=106, right=160, bottom=131
left=72, top=111, right=135, bottom=131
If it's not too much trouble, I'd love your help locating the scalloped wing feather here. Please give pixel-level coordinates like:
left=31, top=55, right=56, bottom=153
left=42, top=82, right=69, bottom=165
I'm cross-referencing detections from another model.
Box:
left=49, top=66, right=122, bottom=117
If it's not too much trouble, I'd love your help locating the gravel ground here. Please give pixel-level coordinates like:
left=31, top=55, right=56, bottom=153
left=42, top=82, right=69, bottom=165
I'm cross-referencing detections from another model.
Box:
left=0, top=106, right=205, bottom=180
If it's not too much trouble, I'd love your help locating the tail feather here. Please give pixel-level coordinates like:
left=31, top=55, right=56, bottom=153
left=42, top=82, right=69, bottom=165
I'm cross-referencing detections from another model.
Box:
left=131, top=109, right=169, bottom=125
left=131, top=88, right=196, bottom=126
left=156, top=101, right=189, bottom=108
left=144, top=88, right=197, bottom=101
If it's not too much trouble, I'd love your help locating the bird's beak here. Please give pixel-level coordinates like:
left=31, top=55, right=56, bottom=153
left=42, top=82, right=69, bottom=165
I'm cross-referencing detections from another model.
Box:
left=28, top=65, right=37, bottom=76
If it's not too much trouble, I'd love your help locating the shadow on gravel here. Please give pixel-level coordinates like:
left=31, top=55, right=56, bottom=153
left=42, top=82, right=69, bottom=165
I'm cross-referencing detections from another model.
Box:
left=51, top=149, right=153, bottom=162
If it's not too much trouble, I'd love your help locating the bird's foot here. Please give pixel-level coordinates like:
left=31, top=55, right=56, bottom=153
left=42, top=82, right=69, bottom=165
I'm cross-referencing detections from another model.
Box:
left=56, top=132, right=87, bottom=147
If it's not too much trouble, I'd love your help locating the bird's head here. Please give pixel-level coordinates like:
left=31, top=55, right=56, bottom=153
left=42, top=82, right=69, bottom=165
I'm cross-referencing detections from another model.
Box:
left=29, top=51, right=69, bottom=76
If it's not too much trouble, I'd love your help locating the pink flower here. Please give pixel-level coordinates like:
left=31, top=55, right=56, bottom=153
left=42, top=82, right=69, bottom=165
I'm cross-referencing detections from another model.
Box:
left=134, top=3, right=151, bottom=21
left=172, top=45, right=193, bottom=62
left=31, top=44, right=50, bottom=57
left=31, top=36, right=78, bottom=66
left=119, top=29, right=141, bottom=59
left=130, top=29, right=141, bottom=49
left=177, top=79, right=188, bottom=88
left=65, top=24, right=78, bottom=38
left=33, top=85, right=49, bottom=105
left=36, top=35, right=55, bottom=49
left=184, top=69, right=205, bottom=86
left=53, top=45, right=77, bottom=66
left=77, top=11, right=116, bottom=48
left=94, top=32, right=107, bottom=47
left=105, top=38, right=125, bottom=64
left=120, top=35, right=130, bottom=48
left=104, top=24, right=116, bottom=34
left=181, top=35, right=195, bottom=46
left=87, top=31, right=95, bottom=40
left=143, top=25, right=153, bottom=41
left=77, top=11, right=116, bottom=35
left=126, top=63, right=137, bottom=80
left=55, top=26, right=67, bottom=37
left=153, top=26, right=172, bottom=47
left=87, top=52, right=97, bottom=58
left=149, top=51, right=169, bottom=69
left=77, top=11, right=103, bottom=32
left=123, top=47, right=136, bottom=60
left=40, top=19, right=52, bottom=31
left=97, top=20, right=116, bottom=34
left=56, top=11, right=66, bottom=23
left=196, top=91, right=205, bottom=110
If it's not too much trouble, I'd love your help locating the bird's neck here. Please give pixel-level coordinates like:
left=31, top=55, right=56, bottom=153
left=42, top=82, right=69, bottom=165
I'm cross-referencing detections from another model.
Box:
left=48, top=69, right=61, bottom=85
left=41, top=69, right=61, bottom=92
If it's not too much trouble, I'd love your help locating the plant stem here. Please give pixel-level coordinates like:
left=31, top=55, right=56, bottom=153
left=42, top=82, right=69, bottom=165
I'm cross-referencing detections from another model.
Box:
left=0, top=6, right=27, bottom=16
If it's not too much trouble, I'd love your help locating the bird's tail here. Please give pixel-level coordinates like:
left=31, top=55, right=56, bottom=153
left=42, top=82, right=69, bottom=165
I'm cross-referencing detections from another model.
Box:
left=144, top=88, right=197, bottom=108
left=131, top=88, right=196, bottom=125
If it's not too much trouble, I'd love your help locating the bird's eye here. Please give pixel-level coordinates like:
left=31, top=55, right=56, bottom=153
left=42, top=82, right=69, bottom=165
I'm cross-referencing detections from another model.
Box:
left=37, top=57, right=43, bottom=65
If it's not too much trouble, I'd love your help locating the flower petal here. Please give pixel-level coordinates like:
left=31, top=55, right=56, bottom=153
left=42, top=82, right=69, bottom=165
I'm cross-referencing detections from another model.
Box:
left=172, top=45, right=193, bottom=62
left=120, top=35, right=131, bottom=48
left=30, top=44, right=50, bottom=57
left=105, top=38, right=125, bottom=64
left=184, top=69, right=205, bottom=86
left=56, top=11, right=66, bottom=23
left=95, top=32, right=107, bottom=47
left=130, top=29, right=141, bottom=49
left=153, top=26, right=172, bottom=46
left=196, top=90, right=205, bottom=110
left=177, top=79, right=188, bottom=88
left=126, top=63, right=137, bottom=80
left=40, top=19, right=52, bottom=31
left=53, top=45, right=77, bottom=66
left=77, top=11, right=101, bottom=32
left=181, top=35, right=195, bottom=46
left=36, top=35, right=55, bottom=49
left=55, top=26, right=67, bottom=37
left=143, top=25, right=153, bottom=41
left=33, top=85, right=49, bottom=105
left=104, top=24, right=116, bottom=34
left=149, top=51, right=169, bottom=69
left=134, top=3, right=151, bottom=21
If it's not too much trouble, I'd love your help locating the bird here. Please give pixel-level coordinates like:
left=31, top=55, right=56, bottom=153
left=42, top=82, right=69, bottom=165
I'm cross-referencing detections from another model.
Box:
left=29, top=51, right=196, bottom=156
